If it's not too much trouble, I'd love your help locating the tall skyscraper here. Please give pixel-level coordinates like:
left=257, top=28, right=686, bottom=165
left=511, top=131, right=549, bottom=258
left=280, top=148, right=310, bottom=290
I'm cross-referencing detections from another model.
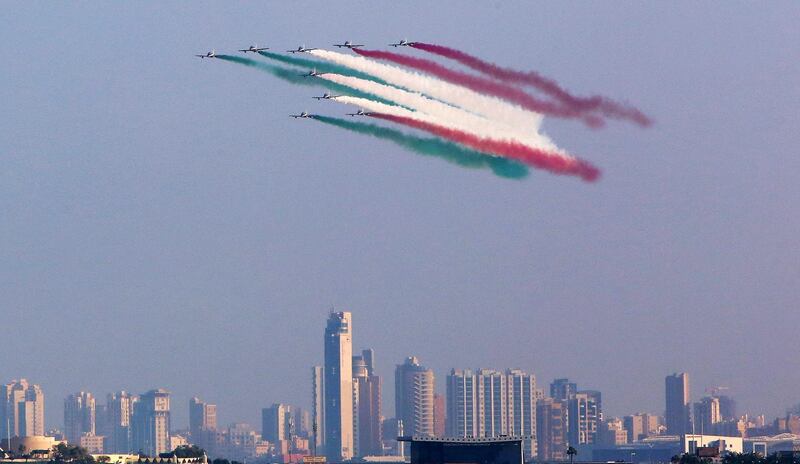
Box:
left=131, top=389, right=170, bottom=457
left=506, top=369, right=537, bottom=457
left=353, top=350, right=382, bottom=457
left=537, top=398, right=566, bottom=461
left=312, top=366, right=325, bottom=455
left=446, top=369, right=476, bottom=437
left=1, top=379, right=45, bottom=439
left=324, top=311, right=354, bottom=461
left=64, top=392, right=96, bottom=444
left=262, top=403, right=294, bottom=443
left=395, top=357, right=435, bottom=438
left=105, top=391, right=137, bottom=453
left=568, top=391, right=602, bottom=445
left=665, top=373, right=691, bottom=436
left=189, top=397, right=216, bottom=453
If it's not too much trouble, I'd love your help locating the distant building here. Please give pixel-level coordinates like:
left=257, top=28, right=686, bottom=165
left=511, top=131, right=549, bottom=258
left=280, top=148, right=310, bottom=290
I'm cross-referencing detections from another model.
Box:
left=433, top=394, right=445, bottom=438
left=694, top=397, right=722, bottom=435
left=599, top=418, right=628, bottom=445
left=568, top=390, right=602, bottom=445
left=189, top=397, right=216, bottom=454
left=64, top=392, right=96, bottom=445
left=396, top=357, right=435, bottom=438
left=312, top=366, right=325, bottom=455
left=353, top=350, right=382, bottom=457
left=537, top=397, right=566, bottom=461
left=1, top=379, right=45, bottom=438
left=80, top=433, right=105, bottom=454
left=665, top=373, right=692, bottom=436
left=623, top=413, right=661, bottom=442
left=445, top=369, right=536, bottom=456
left=263, top=403, right=295, bottom=443
left=324, top=311, right=354, bottom=461
left=399, top=435, right=524, bottom=464
left=131, top=389, right=170, bottom=457
left=105, top=391, right=137, bottom=453
left=550, top=379, right=577, bottom=402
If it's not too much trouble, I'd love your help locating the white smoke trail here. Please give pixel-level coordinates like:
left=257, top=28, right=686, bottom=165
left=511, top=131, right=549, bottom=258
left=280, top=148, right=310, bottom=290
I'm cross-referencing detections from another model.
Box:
left=320, top=72, right=561, bottom=153
left=333, top=96, right=577, bottom=164
left=308, top=49, right=545, bottom=131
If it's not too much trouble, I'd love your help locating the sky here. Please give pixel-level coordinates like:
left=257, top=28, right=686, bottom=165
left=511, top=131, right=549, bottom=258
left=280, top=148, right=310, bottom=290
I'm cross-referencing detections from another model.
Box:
left=1, top=2, right=799, bottom=431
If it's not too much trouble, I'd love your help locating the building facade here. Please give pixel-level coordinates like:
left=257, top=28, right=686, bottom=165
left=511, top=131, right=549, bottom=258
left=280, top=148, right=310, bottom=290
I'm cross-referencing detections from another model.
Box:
left=105, top=391, right=137, bottom=453
left=64, top=392, right=96, bottom=445
left=324, top=311, right=354, bottom=461
left=189, top=397, right=216, bottom=454
left=1, top=379, right=45, bottom=439
left=666, top=373, right=692, bottom=436
left=396, top=357, right=435, bottom=438
left=353, top=350, right=382, bottom=457
left=536, top=397, right=566, bottom=461
left=131, top=389, right=170, bottom=457
left=312, top=365, right=325, bottom=455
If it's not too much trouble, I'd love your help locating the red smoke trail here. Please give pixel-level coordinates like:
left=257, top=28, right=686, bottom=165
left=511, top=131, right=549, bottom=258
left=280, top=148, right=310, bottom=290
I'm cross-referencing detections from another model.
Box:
left=409, top=42, right=653, bottom=128
left=353, top=48, right=605, bottom=129
left=367, top=112, right=600, bottom=182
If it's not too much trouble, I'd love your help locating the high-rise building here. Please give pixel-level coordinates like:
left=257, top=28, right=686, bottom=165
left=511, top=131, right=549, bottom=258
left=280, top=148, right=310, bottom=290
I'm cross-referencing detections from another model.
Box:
left=550, top=379, right=577, bottom=402
left=446, top=369, right=537, bottom=457
left=105, top=392, right=137, bottom=453
left=665, top=373, right=691, bottom=436
left=64, top=392, right=96, bottom=445
left=598, top=418, right=628, bottom=445
left=506, top=369, right=537, bottom=457
left=131, top=389, right=170, bottom=457
left=567, top=391, right=602, bottom=445
left=395, top=357, right=435, bottom=438
left=1, top=379, right=45, bottom=439
left=353, top=350, right=382, bottom=457
left=324, top=311, right=354, bottom=461
left=262, top=403, right=294, bottom=443
left=189, top=397, right=216, bottom=453
left=433, top=394, right=445, bottom=438
left=312, top=366, right=325, bottom=455
left=693, top=396, right=721, bottom=434
left=537, top=398, right=566, bottom=461
left=447, top=369, right=476, bottom=438
left=717, top=396, right=736, bottom=422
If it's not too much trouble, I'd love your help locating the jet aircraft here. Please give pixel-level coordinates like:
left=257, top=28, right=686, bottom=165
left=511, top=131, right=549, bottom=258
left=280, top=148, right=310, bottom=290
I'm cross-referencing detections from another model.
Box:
left=290, top=112, right=313, bottom=119
left=312, top=93, right=340, bottom=100
left=287, top=45, right=317, bottom=53
left=389, top=39, right=416, bottom=47
left=346, top=109, right=368, bottom=116
left=333, top=41, right=364, bottom=49
left=301, top=69, right=322, bottom=77
left=195, top=50, right=217, bottom=58
left=238, top=45, right=269, bottom=53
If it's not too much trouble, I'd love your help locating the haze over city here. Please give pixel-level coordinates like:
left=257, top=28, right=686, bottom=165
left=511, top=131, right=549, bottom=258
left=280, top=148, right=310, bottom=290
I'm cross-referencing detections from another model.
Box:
left=2, top=0, right=798, bottom=453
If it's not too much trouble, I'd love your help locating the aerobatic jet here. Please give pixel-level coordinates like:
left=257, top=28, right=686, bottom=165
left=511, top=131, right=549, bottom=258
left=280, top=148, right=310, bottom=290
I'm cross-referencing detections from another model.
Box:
left=290, top=112, right=313, bottom=119
left=195, top=50, right=217, bottom=59
left=346, top=109, right=368, bottom=116
left=312, top=93, right=340, bottom=100
left=389, top=39, right=416, bottom=47
left=287, top=45, right=317, bottom=53
left=301, top=69, right=322, bottom=77
left=333, top=41, right=364, bottom=49
left=238, top=45, right=269, bottom=53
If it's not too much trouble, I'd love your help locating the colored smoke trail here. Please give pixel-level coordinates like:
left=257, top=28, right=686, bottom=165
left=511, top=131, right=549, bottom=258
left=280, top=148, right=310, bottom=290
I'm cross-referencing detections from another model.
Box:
left=319, top=72, right=561, bottom=152
left=257, top=51, right=387, bottom=85
left=353, top=48, right=604, bottom=128
left=312, top=115, right=529, bottom=179
left=320, top=73, right=566, bottom=155
left=367, top=113, right=600, bottom=182
left=216, top=55, right=397, bottom=106
left=409, top=42, right=652, bottom=127
left=308, top=49, right=544, bottom=131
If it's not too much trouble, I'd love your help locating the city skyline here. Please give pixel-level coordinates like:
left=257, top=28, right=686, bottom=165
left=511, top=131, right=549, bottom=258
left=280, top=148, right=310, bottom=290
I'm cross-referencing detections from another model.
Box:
left=2, top=1, right=799, bottom=447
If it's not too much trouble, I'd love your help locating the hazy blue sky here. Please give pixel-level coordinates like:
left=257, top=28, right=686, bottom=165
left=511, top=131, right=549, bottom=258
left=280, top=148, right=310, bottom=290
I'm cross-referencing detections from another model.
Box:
left=2, top=2, right=799, bottom=430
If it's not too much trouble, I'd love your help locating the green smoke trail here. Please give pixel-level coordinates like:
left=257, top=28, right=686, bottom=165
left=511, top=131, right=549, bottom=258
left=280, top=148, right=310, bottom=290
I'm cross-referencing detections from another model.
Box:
left=217, top=55, right=397, bottom=106
left=312, top=115, right=529, bottom=179
left=257, top=51, right=387, bottom=85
